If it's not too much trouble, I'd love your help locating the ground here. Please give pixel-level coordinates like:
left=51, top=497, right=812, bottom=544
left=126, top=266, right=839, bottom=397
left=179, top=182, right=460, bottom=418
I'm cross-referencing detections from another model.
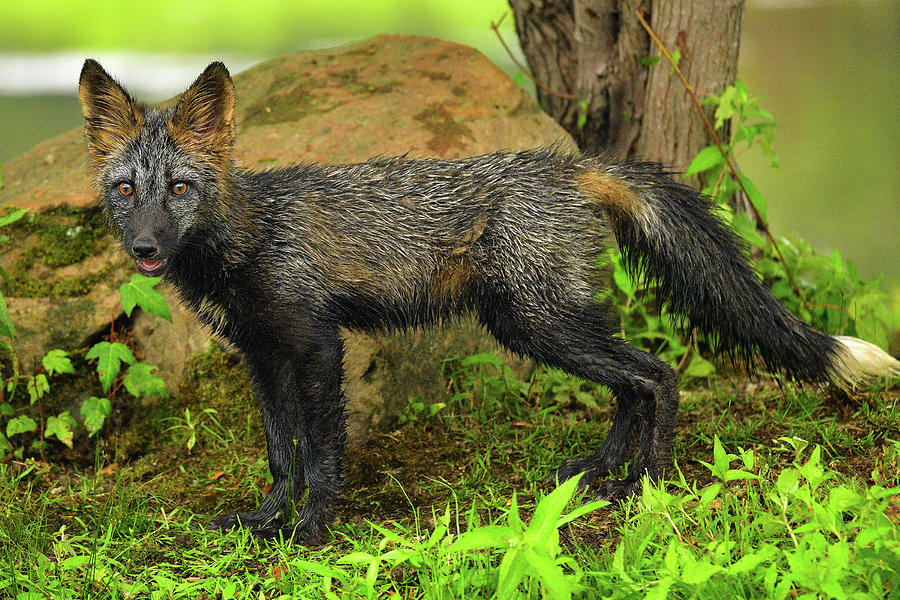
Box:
left=1, top=339, right=897, bottom=597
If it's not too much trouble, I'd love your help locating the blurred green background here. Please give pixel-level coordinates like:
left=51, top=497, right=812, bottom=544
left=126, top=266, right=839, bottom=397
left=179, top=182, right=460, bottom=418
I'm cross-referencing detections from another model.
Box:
left=0, top=0, right=897, bottom=292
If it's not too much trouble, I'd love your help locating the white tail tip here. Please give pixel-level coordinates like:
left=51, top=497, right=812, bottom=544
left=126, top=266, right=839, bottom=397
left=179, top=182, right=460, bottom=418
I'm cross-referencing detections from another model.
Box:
left=829, top=335, right=900, bottom=390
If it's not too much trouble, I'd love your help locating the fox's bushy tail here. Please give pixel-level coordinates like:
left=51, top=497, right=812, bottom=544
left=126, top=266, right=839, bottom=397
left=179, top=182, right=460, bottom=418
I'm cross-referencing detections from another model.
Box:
left=581, top=162, right=900, bottom=389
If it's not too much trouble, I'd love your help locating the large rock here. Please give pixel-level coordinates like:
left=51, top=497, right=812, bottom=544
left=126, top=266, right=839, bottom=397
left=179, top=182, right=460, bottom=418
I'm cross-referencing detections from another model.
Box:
left=0, top=35, right=576, bottom=443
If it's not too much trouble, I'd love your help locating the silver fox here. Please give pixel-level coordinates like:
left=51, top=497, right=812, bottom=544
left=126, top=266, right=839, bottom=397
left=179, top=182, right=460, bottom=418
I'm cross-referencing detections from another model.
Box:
left=78, top=59, right=900, bottom=544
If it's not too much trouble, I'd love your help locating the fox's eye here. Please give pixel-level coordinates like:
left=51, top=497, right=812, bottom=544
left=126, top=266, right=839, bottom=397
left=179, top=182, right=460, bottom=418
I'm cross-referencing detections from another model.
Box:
left=118, top=182, right=133, bottom=196
left=171, top=182, right=188, bottom=196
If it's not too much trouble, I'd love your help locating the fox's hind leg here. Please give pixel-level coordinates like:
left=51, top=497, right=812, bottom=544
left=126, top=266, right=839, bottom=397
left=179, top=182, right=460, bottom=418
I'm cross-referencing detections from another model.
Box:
left=478, top=294, right=678, bottom=498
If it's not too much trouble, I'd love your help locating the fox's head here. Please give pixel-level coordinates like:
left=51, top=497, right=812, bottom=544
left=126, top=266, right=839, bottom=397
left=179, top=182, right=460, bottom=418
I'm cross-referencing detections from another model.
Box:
left=78, top=60, right=235, bottom=277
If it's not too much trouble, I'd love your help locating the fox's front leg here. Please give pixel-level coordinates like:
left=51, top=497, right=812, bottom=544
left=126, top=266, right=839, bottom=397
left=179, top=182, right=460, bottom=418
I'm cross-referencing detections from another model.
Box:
left=208, top=335, right=347, bottom=544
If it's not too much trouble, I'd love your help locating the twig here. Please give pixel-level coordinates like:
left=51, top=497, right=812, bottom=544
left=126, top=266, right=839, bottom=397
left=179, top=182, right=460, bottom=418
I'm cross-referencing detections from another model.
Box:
left=675, top=331, right=696, bottom=373
left=634, top=9, right=806, bottom=309
left=490, top=12, right=577, bottom=101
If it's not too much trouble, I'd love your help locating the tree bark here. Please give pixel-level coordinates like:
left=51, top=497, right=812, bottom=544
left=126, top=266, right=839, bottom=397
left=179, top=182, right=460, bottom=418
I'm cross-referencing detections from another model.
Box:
left=635, top=1, right=743, bottom=177
left=510, top=0, right=745, bottom=183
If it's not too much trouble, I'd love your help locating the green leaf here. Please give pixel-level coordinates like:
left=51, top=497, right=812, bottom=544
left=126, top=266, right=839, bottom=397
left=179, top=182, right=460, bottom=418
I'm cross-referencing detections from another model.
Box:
left=732, top=212, right=767, bottom=247
left=27, top=374, right=49, bottom=405
left=0, top=208, right=27, bottom=229
left=556, top=498, right=609, bottom=527
left=724, top=468, right=761, bottom=482
left=526, top=474, right=580, bottom=550
left=119, top=274, right=172, bottom=321
left=699, top=483, right=723, bottom=510
left=0, top=291, right=17, bottom=339
left=645, top=579, right=673, bottom=600
left=684, top=145, right=724, bottom=177
left=284, top=559, right=348, bottom=579
left=641, top=55, right=661, bottom=67
left=496, top=548, right=526, bottom=600
left=86, top=341, right=135, bottom=393
left=738, top=173, right=767, bottom=222
left=613, top=263, right=634, bottom=298
left=669, top=49, right=682, bottom=70
left=6, top=415, right=37, bottom=437
left=80, top=396, right=111, bottom=437
left=122, top=363, right=169, bottom=398
left=715, top=85, right=737, bottom=129
left=523, top=549, right=571, bottom=600
left=42, top=349, right=74, bottom=376
left=681, top=558, right=720, bottom=585
left=449, top=525, right=514, bottom=552
left=776, top=468, right=801, bottom=495
left=683, top=354, right=716, bottom=377
left=45, top=411, right=76, bottom=448
left=60, top=555, right=90, bottom=571
left=576, top=100, right=588, bottom=131
left=714, top=435, right=735, bottom=470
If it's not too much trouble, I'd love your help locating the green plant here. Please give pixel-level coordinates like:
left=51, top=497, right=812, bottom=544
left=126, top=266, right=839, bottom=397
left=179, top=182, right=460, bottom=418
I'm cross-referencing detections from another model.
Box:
left=445, top=352, right=531, bottom=418
left=0, top=206, right=71, bottom=456
left=337, top=473, right=608, bottom=600
left=80, top=273, right=171, bottom=437
left=685, top=80, right=894, bottom=347
left=594, top=437, right=900, bottom=599
left=449, top=473, right=608, bottom=600
left=0, top=265, right=172, bottom=455
left=162, top=407, right=235, bottom=452
left=397, top=395, right=446, bottom=425
left=532, top=366, right=606, bottom=412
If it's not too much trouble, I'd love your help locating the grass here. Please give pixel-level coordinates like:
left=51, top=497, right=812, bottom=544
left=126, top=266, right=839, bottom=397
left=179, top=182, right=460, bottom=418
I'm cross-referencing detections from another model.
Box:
left=0, top=350, right=898, bottom=599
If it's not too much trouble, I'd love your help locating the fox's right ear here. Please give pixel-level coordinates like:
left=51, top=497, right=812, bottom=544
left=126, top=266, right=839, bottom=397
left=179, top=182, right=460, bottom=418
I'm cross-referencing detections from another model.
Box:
left=78, top=59, right=144, bottom=164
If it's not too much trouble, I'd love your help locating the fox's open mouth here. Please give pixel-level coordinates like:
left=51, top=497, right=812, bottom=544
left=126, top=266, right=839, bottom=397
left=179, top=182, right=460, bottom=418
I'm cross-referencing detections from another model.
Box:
left=135, top=258, right=169, bottom=277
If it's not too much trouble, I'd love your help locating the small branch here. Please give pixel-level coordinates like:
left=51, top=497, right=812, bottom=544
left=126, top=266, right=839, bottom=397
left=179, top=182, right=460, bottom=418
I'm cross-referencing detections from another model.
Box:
left=675, top=331, right=696, bottom=374
left=634, top=9, right=806, bottom=309
left=490, top=12, right=577, bottom=101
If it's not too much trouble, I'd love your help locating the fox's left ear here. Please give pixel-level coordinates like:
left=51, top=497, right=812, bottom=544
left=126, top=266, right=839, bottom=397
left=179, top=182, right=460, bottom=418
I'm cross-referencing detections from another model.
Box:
left=168, top=62, right=236, bottom=160
left=79, top=59, right=144, bottom=165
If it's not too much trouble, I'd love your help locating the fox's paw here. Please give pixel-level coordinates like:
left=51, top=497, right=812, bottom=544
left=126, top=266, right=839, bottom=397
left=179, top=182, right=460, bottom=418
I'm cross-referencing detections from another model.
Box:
left=546, top=457, right=647, bottom=501
left=593, top=477, right=643, bottom=501
left=206, top=509, right=281, bottom=532
left=545, top=456, right=604, bottom=490
left=252, top=520, right=329, bottom=546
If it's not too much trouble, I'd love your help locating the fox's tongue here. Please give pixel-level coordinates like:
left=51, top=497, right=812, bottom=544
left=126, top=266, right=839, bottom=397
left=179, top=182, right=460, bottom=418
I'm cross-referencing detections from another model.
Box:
left=138, top=259, right=163, bottom=270
left=136, top=258, right=168, bottom=275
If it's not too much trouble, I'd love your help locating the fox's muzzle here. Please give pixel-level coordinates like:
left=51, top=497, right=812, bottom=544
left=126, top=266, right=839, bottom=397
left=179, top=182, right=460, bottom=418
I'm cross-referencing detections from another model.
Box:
left=131, top=236, right=169, bottom=277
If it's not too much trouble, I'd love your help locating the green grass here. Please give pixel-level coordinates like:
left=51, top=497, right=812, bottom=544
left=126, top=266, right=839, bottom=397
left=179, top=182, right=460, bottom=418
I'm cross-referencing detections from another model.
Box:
left=1, top=351, right=898, bottom=599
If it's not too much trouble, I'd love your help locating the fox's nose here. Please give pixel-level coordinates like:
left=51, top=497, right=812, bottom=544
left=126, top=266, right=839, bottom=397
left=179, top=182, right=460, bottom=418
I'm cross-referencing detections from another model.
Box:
left=132, top=237, right=159, bottom=259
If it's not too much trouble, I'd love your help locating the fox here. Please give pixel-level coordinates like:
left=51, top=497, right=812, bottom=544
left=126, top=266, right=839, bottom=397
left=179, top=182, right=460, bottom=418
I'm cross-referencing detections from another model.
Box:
left=78, top=59, right=900, bottom=544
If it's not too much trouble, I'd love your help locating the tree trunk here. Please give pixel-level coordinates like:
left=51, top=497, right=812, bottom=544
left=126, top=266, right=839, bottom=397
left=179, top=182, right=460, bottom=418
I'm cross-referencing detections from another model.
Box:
left=510, top=1, right=745, bottom=184
left=635, top=1, right=743, bottom=178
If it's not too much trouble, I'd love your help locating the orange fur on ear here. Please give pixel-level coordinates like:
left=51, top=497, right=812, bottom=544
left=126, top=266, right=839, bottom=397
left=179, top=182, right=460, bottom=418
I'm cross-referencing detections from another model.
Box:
left=167, top=62, right=236, bottom=170
left=78, top=59, right=144, bottom=165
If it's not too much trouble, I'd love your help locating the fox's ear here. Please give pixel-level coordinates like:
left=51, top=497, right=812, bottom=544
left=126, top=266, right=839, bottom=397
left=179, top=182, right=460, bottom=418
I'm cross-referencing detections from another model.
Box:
left=78, top=59, right=144, bottom=164
left=168, top=62, right=235, bottom=160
